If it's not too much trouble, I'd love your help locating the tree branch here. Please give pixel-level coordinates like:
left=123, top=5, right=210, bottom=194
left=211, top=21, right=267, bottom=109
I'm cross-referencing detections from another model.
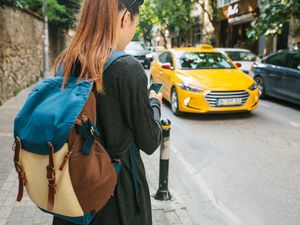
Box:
left=198, top=0, right=214, bottom=25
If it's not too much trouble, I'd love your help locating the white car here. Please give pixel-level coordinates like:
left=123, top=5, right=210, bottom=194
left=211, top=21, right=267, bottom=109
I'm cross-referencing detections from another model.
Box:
left=216, top=48, right=260, bottom=74
left=148, top=46, right=166, bottom=59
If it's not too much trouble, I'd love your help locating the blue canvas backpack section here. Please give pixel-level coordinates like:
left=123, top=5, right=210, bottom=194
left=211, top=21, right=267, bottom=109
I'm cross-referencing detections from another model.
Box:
left=14, top=77, right=93, bottom=154
left=14, top=51, right=127, bottom=155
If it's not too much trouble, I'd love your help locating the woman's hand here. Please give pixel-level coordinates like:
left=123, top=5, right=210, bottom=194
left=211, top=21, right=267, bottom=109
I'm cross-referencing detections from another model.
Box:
left=149, top=90, right=163, bottom=106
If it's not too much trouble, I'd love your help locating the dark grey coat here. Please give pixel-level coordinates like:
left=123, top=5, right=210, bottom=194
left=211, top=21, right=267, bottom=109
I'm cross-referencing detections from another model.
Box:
left=53, top=55, right=162, bottom=225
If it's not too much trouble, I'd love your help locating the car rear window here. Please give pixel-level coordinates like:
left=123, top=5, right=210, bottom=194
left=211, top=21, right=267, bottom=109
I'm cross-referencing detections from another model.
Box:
left=225, top=51, right=257, bottom=61
left=175, top=52, right=235, bottom=70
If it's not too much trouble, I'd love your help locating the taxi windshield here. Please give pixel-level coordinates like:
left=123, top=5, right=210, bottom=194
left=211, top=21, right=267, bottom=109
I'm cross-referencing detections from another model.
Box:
left=175, top=52, right=235, bottom=70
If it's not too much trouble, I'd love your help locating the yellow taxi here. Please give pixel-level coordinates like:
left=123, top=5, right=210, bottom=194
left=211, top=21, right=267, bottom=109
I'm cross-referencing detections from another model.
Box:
left=150, top=45, right=259, bottom=115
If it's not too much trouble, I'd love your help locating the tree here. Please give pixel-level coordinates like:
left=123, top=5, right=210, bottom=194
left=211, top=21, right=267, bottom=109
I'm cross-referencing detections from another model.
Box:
left=197, top=0, right=218, bottom=28
left=247, top=0, right=300, bottom=39
left=196, top=0, right=218, bottom=43
left=150, top=0, right=198, bottom=47
left=167, top=0, right=198, bottom=45
left=136, top=0, right=158, bottom=45
left=0, top=0, right=81, bottom=29
left=0, top=0, right=22, bottom=7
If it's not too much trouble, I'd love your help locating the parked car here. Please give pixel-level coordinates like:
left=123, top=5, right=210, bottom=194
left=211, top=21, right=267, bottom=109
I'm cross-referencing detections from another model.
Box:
left=250, top=49, right=300, bottom=104
left=125, top=41, right=153, bottom=68
left=148, top=46, right=166, bottom=59
left=216, top=48, right=259, bottom=74
left=150, top=45, right=260, bottom=115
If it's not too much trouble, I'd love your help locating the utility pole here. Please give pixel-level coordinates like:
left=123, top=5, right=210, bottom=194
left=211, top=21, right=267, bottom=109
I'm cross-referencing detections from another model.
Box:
left=43, top=0, right=49, bottom=78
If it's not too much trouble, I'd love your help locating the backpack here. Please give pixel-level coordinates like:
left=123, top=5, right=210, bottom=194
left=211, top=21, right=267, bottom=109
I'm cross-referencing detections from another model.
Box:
left=12, top=51, right=130, bottom=224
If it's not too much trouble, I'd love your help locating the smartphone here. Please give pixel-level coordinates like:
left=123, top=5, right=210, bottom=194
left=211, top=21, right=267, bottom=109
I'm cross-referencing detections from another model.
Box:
left=149, top=83, right=163, bottom=94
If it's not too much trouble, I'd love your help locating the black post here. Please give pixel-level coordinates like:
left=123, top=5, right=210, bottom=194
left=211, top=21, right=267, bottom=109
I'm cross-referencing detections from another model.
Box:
left=154, top=119, right=172, bottom=201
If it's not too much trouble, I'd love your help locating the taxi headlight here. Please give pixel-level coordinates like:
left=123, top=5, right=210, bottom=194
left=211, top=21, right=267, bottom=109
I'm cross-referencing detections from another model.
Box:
left=249, top=82, right=258, bottom=91
left=178, top=82, right=204, bottom=93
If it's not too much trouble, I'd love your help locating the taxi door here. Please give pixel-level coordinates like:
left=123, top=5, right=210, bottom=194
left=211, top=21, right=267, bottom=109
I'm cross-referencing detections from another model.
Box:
left=156, top=52, right=172, bottom=99
left=153, top=52, right=168, bottom=84
left=161, top=52, right=175, bottom=101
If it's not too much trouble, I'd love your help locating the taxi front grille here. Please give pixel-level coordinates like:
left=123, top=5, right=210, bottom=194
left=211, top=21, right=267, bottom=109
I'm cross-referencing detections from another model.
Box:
left=205, top=90, right=249, bottom=107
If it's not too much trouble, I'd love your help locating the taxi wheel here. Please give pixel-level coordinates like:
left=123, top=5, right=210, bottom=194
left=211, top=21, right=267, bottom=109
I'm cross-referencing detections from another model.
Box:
left=171, top=87, right=182, bottom=116
left=255, top=76, right=266, bottom=98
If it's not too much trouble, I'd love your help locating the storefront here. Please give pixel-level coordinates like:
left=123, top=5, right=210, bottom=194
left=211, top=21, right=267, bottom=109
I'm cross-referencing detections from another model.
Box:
left=217, top=0, right=259, bottom=53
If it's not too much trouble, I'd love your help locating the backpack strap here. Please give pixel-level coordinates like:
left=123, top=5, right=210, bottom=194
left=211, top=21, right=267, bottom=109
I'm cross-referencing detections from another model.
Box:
left=104, top=51, right=127, bottom=71
left=56, top=51, right=127, bottom=77
left=128, top=143, right=143, bottom=214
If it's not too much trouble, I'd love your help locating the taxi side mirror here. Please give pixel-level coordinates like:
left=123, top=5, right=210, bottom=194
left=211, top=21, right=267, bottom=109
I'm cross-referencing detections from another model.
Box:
left=235, top=63, right=242, bottom=68
left=162, top=63, right=174, bottom=70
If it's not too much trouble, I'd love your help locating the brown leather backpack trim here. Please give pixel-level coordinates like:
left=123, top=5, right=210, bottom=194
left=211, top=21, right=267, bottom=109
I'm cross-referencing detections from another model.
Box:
left=13, top=137, right=26, bottom=202
left=46, top=142, right=57, bottom=211
left=68, top=90, right=118, bottom=214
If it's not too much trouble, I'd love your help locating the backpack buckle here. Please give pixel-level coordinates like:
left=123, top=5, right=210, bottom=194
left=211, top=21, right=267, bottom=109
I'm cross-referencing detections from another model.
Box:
left=46, top=165, right=55, bottom=180
left=90, top=126, right=95, bottom=136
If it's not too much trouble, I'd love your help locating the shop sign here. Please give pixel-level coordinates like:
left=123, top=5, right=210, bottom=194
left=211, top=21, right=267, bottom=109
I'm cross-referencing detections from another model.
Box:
left=227, top=4, right=239, bottom=17
left=228, top=12, right=255, bottom=25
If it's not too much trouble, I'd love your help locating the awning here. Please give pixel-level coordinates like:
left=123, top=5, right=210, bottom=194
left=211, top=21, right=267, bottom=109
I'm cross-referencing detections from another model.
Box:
left=228, top=12, right=255, bottom=25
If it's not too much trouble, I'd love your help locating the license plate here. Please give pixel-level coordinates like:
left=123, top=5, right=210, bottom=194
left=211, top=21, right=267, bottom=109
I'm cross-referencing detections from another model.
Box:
left=138, top=59, right=145, bottom=63
left=216, top=98, right=242, bottom=106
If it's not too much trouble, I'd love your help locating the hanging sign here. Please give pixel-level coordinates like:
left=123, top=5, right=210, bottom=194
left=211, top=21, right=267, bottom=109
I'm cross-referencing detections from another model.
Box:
left=227, top=4, right=239, bottom=17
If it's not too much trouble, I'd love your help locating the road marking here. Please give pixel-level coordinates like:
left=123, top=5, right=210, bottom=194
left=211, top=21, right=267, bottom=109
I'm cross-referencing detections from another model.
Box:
left=172, top=145, right=197, bottom=175
left=172, top=144, right=246, bottom=225
left=288, top=121, right=300, bottom=128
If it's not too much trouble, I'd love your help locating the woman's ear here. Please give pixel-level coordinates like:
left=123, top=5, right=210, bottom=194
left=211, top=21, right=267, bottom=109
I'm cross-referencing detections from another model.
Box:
left=121, top=11, right=133, bottom=29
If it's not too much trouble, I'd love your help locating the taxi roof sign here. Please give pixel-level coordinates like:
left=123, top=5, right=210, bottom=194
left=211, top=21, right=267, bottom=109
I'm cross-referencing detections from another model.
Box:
left=198, top=44, right=214, bottom=50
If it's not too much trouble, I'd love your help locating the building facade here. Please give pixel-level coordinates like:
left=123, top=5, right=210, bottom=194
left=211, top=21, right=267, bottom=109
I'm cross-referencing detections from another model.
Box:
left=217, top=0, right=259, bottom=52
left=216, top=0, right=299, bottom=56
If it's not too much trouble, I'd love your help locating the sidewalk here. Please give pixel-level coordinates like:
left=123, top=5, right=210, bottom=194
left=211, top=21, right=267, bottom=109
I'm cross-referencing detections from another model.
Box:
left=0, top=87, right=195, bottom=225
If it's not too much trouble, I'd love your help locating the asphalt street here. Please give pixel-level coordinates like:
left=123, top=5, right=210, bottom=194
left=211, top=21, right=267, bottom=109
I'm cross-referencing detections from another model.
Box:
left=144, top=69, right=300, bottom=225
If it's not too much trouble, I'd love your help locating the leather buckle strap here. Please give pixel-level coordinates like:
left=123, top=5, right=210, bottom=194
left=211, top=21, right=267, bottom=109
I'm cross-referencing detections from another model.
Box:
left=13, top=137, right=26, bottom=202
left=15, top=162, right=27, bottom=184
left=47, top=165, right=55, bottom=180
left=47, top=142, right=56, bottom=211
left=59, top=151, right=72, bottom=171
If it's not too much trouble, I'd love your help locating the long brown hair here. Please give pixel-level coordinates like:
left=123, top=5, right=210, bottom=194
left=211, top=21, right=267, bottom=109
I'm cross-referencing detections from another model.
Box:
left=55, top=0, right=118, bottom=93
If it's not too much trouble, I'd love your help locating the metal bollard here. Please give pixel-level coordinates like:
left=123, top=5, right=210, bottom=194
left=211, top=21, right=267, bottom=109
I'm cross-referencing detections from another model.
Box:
left=154, top=119, right=172, bottom=201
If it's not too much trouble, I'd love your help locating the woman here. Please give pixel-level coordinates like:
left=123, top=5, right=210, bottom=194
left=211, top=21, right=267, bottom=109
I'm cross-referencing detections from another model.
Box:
left=52, top=0, right=162, bottom=225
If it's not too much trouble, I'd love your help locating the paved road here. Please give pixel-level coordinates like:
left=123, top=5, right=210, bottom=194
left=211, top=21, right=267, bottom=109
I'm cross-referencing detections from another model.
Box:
left=150, top=66, right=300, bottom=225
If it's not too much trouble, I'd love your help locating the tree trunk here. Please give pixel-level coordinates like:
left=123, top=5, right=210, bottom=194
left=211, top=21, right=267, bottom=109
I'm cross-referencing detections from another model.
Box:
left=189, top=28, right=193, bottom=45
left=213, top=21, right=219, bottom=47
left=160, top=29, right=168, bottom=49
left=288, top=15, right=296, bottom=49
